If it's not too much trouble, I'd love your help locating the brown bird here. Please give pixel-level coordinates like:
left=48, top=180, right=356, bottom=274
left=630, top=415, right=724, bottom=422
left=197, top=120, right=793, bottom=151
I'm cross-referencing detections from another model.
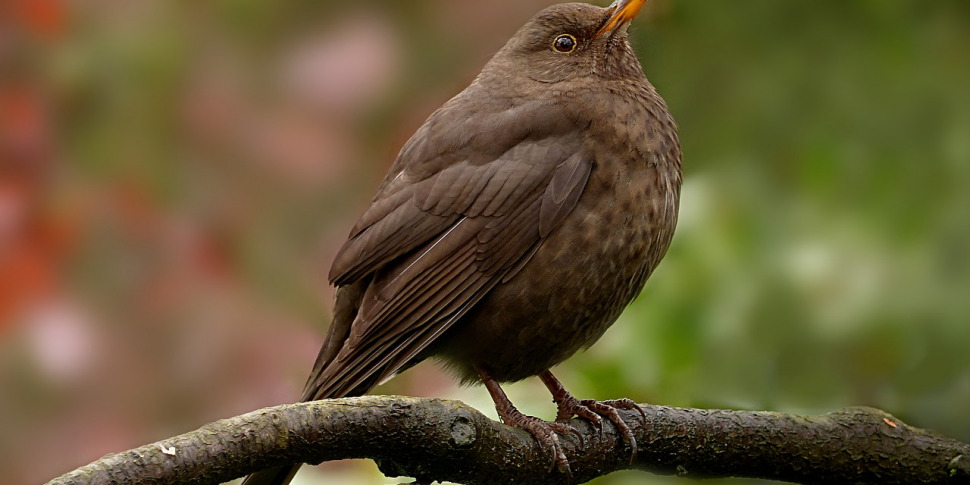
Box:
left=242, top=0, right=680, bottom=483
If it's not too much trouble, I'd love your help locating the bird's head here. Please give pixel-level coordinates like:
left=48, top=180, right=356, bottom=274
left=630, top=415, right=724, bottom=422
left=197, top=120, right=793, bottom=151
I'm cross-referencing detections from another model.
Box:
left=487, top=0, right=649, bottom=85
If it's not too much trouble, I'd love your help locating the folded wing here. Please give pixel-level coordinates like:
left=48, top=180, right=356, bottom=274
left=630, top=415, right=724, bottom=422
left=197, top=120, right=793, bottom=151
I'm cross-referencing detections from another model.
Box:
left=304, top=98, right=593, bottom=400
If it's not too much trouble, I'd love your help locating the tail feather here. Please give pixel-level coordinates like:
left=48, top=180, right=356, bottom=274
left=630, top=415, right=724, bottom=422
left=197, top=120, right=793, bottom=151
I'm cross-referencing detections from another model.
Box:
left=239, top=464, right=300, bottom=485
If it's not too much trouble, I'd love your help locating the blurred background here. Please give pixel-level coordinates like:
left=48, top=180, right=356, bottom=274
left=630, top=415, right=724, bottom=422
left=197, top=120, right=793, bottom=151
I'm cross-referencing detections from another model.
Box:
left=1, top=0, right=968, bottom=484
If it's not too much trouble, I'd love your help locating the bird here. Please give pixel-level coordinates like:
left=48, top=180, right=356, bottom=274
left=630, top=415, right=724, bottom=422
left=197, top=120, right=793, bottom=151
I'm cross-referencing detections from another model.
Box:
left=241, top=0, right=681, bottom=483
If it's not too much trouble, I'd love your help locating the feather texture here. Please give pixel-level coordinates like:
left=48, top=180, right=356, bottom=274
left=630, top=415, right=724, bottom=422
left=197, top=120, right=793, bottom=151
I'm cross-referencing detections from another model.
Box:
left=305, top=98, right=594, bottom=401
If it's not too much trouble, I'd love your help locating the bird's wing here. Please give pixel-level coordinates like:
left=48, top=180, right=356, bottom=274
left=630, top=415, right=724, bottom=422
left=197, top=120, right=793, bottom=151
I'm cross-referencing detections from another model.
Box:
left=304, top=98, right=593, bottom=400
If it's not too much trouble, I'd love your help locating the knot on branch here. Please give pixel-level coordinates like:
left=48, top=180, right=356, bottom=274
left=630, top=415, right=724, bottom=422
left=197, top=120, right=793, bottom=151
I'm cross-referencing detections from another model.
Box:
left=450, top=412, right=478, bottom=447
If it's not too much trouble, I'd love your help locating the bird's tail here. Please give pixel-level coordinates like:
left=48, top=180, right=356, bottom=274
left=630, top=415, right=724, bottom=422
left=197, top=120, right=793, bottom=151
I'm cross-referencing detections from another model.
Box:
left=239, top=464, right=300, bottom=485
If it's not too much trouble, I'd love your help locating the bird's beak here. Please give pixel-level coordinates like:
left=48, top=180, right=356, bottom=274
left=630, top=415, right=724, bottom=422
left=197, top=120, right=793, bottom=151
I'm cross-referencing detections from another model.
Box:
left=595, top=0, right=647, bottom=38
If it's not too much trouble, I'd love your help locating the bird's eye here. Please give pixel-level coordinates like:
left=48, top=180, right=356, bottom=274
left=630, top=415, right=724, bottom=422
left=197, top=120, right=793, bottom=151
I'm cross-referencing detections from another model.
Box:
left=552, top=34, right=577, bottom=53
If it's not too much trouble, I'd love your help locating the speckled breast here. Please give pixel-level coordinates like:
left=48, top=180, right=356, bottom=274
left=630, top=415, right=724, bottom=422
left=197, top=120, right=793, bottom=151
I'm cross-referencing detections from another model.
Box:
left=435, top=121, right=681, bottom=383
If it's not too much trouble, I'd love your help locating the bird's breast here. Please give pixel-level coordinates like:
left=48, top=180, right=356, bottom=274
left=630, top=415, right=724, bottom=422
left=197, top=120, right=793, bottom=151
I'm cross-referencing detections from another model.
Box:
left=434, top=110, right=681, bottom=383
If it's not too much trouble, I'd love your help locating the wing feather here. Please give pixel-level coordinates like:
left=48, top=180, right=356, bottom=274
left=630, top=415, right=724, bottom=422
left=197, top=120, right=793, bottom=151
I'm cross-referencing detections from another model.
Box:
left=306, top=97, right=595, bottom=401
left=539, top=153, right=593, bottom=237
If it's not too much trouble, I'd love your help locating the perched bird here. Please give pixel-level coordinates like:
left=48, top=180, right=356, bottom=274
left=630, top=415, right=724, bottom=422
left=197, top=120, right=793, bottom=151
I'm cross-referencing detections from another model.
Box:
left=242, top=0, right=680, bottom=483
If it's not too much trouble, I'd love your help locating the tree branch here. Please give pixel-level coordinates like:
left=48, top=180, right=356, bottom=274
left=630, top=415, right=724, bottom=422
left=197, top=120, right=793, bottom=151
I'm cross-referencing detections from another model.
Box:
left=47, top=396, right=970, bottom=485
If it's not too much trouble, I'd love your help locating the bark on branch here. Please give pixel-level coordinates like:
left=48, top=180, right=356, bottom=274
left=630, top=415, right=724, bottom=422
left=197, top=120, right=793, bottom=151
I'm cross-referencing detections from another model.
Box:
left=47, top=396, right=970, bottom=485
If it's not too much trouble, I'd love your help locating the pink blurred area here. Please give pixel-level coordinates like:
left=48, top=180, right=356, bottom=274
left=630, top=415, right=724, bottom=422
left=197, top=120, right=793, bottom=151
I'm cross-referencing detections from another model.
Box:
left=0, top=0, right=557, bottom=483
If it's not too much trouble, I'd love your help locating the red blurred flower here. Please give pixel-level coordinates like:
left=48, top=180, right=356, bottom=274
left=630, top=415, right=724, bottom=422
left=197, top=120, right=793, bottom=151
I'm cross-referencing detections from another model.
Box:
left=7, top=0, right=68, bottom=39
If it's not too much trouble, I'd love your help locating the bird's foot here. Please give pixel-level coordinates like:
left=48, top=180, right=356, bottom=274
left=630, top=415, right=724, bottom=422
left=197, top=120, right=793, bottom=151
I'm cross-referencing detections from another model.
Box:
left=539, top=371, right=647, bottom=464
left=477, top=366, right=578, bottom=480
left=497, top=403, right=578, bottom=476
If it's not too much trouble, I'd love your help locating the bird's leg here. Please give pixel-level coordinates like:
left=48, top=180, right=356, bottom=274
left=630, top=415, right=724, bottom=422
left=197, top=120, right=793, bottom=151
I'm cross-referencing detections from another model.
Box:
left=475, top=365, right=578, bottom=479
left=538, top=370, right=647, bottom=464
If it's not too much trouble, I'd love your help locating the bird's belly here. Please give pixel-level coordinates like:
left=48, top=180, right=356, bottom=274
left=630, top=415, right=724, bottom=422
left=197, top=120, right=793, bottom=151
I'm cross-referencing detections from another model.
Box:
left=433, top=169, right=673, bottom=383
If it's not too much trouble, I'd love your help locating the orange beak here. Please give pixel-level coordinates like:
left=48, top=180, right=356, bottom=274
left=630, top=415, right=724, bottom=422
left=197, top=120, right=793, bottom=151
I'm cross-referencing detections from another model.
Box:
left=596, top=0, right=647, bottom=38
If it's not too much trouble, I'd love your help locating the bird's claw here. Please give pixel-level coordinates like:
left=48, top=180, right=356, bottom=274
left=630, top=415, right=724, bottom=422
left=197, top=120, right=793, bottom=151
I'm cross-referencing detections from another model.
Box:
left=555, top=394, right=605, bottom=439
left=577, top=398, right=645, bottom=464
left=504, top=412, right=575, bottom=480
left=554, top=394, right=646, bottom=465
left=480, top=367, right=578, bottom=481
left=540, top=370, right=647, bottom=464
left=600, top=398, right=648, bottom=429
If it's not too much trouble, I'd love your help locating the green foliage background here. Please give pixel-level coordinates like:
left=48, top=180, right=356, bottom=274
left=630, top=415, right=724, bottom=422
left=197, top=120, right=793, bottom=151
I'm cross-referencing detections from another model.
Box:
left=575, top=2, right=970, bottom=482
